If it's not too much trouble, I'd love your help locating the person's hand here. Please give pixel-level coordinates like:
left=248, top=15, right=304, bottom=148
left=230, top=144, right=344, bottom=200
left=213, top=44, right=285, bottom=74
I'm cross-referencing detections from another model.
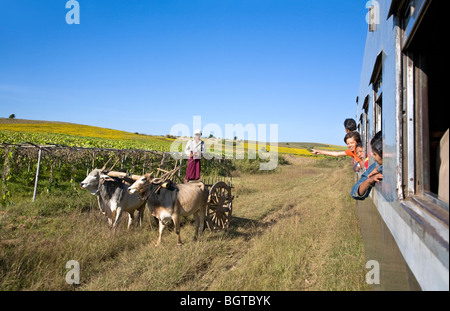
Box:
left=189, top=152, right=194, bottom=158
left=367, top=168, right=383, bottom=186
left=368, top=167, right=381, bottom=178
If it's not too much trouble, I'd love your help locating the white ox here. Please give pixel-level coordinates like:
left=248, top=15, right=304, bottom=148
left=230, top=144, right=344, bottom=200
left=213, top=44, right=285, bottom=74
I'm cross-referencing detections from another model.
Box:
left=80, top=168, right=146, bottom=230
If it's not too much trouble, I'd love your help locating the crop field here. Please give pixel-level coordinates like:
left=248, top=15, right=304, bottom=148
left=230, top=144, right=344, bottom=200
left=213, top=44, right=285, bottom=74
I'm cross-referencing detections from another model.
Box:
left=0, top=118, right=345, bottom=156
left=0, top=119, right=174, bottom=151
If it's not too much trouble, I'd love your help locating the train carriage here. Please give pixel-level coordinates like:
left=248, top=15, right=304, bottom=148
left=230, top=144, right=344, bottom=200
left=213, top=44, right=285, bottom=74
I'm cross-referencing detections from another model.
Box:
left=356, top=0, right=448, bottom=290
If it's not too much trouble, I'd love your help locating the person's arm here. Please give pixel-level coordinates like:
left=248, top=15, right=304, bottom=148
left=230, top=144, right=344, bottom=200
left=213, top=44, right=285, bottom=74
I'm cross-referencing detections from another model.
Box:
left=356, top=159, right=364, bottom=171
left=350, top=163, right=377, bottom=200
left=351, top=165, right=382, bottom=200
left=358, top=167, right=383, bottom=196
left=311, top=149, right=347, bottom=157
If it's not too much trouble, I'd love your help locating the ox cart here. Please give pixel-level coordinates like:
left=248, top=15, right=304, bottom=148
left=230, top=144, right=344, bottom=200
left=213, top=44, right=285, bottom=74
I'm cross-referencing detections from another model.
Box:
left=106, top=164, right=235, bottom=232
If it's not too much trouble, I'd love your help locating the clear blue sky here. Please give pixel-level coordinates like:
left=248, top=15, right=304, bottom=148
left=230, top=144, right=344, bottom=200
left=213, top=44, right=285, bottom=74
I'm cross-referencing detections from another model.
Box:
left=0, top=0, right=368, bottom=145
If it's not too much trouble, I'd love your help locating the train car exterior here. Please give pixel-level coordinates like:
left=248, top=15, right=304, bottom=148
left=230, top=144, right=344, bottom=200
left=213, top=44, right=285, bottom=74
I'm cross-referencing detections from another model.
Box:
left=356, top=0, right=448, bottom=290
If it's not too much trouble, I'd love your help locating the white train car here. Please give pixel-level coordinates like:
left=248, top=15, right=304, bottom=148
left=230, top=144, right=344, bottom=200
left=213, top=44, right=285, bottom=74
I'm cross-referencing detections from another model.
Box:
left=356, top=0, right=448, bottom=290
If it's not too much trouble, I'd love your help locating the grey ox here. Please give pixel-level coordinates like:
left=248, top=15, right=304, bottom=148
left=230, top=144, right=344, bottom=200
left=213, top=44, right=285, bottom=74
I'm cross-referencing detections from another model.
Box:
left=80, top=168, right=146, bottom=230
left=128, top=174, right=208, bottom=247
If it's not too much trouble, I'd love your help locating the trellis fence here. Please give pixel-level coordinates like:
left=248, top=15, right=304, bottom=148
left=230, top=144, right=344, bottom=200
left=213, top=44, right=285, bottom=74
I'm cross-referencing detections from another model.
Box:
left=0, top=142, right=233, bottom=202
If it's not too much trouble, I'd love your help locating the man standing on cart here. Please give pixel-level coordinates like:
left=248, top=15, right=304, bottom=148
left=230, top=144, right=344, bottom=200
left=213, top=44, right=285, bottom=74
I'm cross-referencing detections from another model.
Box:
left=185, top=129, right=205, bottom=183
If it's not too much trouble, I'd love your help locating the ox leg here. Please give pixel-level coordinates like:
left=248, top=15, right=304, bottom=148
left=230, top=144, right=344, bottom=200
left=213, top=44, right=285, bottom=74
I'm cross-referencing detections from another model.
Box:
left=112, top=206, right=123, bottom=233
left=137, top=206, right=145, bottom=228
left=199, top=207, right=206, bottom=238
left=172, top=213, right=183, bottom=247
left=127, top=212, right=134, bottom=230
left=193, top=212, right=200, bottom=242
left=156, top=220, right=166, bottom=247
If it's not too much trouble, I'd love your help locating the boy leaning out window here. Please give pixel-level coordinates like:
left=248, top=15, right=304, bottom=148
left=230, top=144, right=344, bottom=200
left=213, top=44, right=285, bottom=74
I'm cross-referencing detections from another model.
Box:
left=351, top=132, right=383, bottom=200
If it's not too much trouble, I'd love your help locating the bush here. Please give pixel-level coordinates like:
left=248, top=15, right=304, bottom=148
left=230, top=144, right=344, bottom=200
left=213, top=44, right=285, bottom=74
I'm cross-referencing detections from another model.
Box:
left=232, top=154, right=289, bottom=175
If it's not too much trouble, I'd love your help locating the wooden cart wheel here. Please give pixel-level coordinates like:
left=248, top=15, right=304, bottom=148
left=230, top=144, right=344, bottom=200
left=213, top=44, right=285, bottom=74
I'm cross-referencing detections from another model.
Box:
left=206, top=181, right=233, bottom=231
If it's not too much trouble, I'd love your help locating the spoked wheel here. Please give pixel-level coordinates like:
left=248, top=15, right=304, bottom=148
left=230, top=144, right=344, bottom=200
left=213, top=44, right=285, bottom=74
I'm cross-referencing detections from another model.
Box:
left=206, top=181, right=233, bottom=231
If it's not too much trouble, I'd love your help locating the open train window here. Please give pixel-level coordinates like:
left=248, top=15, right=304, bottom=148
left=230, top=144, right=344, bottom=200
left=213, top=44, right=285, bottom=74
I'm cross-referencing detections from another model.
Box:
left=374, top=94, right=382, bottom=134
left=403, top=0, right=449, bottom=207
left=370, top=52, right=383, bottom=135
left=360, top=96, right=370, bottom=157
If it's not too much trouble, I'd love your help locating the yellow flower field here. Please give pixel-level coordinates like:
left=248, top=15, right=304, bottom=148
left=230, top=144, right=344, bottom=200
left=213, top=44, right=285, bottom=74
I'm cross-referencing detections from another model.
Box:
left=0, top=122, right=167, bottom=142
left=242, top=142, right=313, bottom=157
left=0, top=119, right=174, bottom=151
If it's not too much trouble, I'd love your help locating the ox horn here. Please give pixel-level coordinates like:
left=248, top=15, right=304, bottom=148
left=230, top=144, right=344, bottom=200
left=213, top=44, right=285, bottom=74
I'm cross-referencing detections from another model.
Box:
left=130, top=172, right=153, bottom=181
left=131, top=174, right=142, bottom=181
left=152, top=178, right=164, bottom=185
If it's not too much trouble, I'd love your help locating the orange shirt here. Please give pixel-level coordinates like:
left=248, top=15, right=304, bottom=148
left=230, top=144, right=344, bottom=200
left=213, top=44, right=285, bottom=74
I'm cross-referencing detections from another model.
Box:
left=345, top=149, right=362, bottom=163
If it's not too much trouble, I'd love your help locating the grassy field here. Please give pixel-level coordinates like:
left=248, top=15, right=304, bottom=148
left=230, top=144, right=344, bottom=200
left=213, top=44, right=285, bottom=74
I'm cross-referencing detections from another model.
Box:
left=0, top=156, right=368, bottom=291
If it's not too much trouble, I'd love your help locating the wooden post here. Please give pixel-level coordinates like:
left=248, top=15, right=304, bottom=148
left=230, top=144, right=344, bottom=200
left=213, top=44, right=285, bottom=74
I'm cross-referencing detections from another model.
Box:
left=91, top=152, right=95, bottom=170
left=1, top=146, right=10, bottom=182
left=32, top=147, right=42, bottom=202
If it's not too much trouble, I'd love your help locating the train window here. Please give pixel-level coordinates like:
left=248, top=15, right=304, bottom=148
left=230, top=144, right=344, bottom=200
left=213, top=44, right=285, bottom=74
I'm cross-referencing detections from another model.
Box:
left=374, top=95, right=382, bottom=134
left=403, top=0, right=449, bottom=206
left=373, top=74, right=383, bottom=135
left=371, top=52, right=383, bottom=136
left=360, top=96, right=370, bottom=157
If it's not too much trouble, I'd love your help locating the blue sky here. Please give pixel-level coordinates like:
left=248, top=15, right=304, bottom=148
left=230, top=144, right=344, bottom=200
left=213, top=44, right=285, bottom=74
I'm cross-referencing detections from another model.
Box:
left=0, top=0, right=368, bottom=145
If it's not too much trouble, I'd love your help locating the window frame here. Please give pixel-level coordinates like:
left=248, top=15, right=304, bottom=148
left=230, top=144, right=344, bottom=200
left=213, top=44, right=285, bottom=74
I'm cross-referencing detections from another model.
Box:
left=360, top=96, right=370, bottom=158
left=370, top=52, right=384, bottom=136
left=399, top=0, right=449, bottom=211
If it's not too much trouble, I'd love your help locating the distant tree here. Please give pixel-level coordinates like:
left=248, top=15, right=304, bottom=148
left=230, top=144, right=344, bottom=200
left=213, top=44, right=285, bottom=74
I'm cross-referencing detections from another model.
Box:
left=8, top=114, right=15, bottom=119
left=208, top=134, right=215, bottom=138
